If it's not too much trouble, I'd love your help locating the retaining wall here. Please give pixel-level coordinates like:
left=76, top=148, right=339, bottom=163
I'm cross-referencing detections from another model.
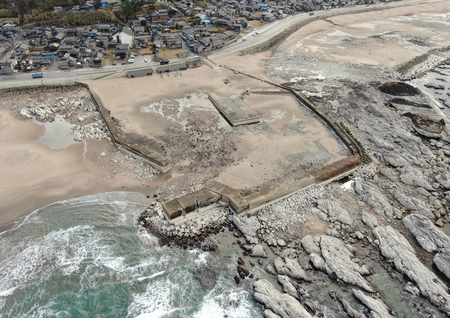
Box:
left=162, top=71, right=367, bottom=222
left=80, top=83, right=172, bottom=173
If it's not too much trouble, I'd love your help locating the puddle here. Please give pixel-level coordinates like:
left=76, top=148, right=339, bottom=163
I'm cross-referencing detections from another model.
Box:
left=35, top=116, right=79, bottom=149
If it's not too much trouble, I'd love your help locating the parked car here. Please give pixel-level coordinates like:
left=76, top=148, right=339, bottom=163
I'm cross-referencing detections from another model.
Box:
left=128, top=58, right=135, bottom=64
left=160, top=60, right=169, bottom=65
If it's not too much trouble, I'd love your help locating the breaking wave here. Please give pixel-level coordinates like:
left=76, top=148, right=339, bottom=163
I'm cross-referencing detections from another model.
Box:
left=0, top=192, right=262, bottom=317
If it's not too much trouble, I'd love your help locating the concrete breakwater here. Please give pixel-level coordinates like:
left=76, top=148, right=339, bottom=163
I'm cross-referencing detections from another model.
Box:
left=160, top=69, right=366, bottom=222
left=82, top=84, right=172, bottom=173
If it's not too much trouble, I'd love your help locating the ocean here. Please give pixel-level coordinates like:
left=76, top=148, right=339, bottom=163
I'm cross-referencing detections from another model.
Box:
left=0, top=192, right=263, bottom=318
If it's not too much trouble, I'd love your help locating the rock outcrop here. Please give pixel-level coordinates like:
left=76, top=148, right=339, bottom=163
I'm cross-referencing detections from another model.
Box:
left=329, top=291, right=363, bottom=318
left=383, top=153, right=408, bottom=167
left=253, top=279, right=312, bottom=318
left=352, top=289, right=395, bottom=318
left=278, top=275, right=301, bottom=300
left=394, top=191, right=434, bottom=219
left=264, top=309, right=282, bottom=318
left=320, top=235, right=374, bottom=292
left=232, top=214, right=261, bottom=244
left=301, top=235, right=321, bottom=254
left=354, top=181, right=393, bottom=219
left=251, top=244, right=268, bottom=258
left=362, top=212, right=378, bottom=229
left=434, top=252, right=450, bottom=280
left=309, top=253, right=325, bottom=270
left=403, top=213, right=450, bottom=253
left=399, top=166, right=433, bottom=190
left=273, top=257, right=311, bottom=282
left=373, top=225, right=450, bottom=314
left=316, top=200, right=353, bottom=225
left=435, top=173, right=450, bottom=189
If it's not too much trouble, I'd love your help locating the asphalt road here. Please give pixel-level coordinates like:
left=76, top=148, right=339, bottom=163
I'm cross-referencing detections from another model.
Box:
left=0, top=0, right=425, bottom=87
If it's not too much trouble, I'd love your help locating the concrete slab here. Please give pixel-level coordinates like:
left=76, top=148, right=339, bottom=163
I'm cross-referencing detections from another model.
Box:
left=246, top=192, right=267, bottom=210
left=208, top=93, right=260, bottom=126
left=191, top=189, right=220, bottom=207
left=205, top=180, right=226, bottom=195
left=229, top=195, right=249, bottom=213
left=177, top=194, right=197, bottom=213
left=261, top=183, right=291, bottom=203
left=162, top=199, right=183, bottom=220
left=219, top=185, right=241, bottom=204
left=284, top=174, right=315, bottom=192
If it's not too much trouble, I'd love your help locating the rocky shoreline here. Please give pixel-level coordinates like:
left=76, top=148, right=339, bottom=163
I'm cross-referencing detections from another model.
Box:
left=139, top=68, right=450, bottom=317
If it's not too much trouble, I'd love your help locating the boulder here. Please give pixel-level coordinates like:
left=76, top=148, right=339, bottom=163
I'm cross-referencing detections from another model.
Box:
left=278, top=275, right=300, bottom=300
left=403, top=214, right=450, bottom=253
left=434, top=252, right=450, bottom=280
left=373, top=225, right=450, bottom=314
left=266, top=263, right=277, bottom=275
left=399, top=166, right=433, bottom=190
left=263, top=309, right=282, bottom=318
left=251, top=244, right=268, bottom=258
left=352, top=289, right=395, bottom=318
left=301, top=235, right=321, bottom=254
left=436, top=173, right=450, bottom=189
left=383, top=153, right=408, bottom=167
left=309, top=253, right=325, bottom=270
left=320, top=235, right=375, bottom=292
left=354, top=181, right=393, bottom=219
left=380, top=166, right=398, bottom=181
left=394, top=191, right=435, bottom=220
left=317, top=200, right=353, bottom=225
left=329, top=291, right=363, bottom=318
left=253, top=279, right=312, bottom=318
left=273, top=257, right=311, bottom=282
left=362, top=212, right=378, bottom=229
left=232, top=214, right=261, bottom=244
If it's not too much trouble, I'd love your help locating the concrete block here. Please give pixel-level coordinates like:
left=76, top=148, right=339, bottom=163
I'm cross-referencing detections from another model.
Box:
left=205, top=180, right=226, bottom=195
left=162, top=199, right=183, bottom=220
left=246, top=192, right=266, bottom=210
left=284, top=174, right=315, bottom=192
left=219, top=185, right=241, bottom=204
left=229, top=195, right=249, bottom=213
left=261, top=183, right=290, bottom=203
left=191, top=189, right=220, bottom=208
left=177, top=194, right=197, bottom=213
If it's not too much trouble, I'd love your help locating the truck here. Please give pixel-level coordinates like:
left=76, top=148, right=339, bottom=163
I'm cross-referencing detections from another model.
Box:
left=32, top=72, right=43, bottom=78
left=160, top=60, right=169, bottom=65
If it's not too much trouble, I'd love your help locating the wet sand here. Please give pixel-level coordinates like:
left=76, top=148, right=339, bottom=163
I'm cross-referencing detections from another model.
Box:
left=0, top=109, right=160, bottom=224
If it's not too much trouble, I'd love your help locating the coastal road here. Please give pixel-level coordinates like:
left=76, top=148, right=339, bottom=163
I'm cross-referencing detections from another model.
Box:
left=0, top=0, right=428, bottom=87
left=208, top=0, right=426, bottom=60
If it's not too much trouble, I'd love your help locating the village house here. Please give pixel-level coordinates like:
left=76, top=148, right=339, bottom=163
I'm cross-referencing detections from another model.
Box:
left=0, top=62, right=13, bottom=74
left=112, top=27, right=135, bottom=48
left=14, top=43, right=29, bottom=57
left=166, top=36, right=183, bottom=49
left=114, top=43, right=129, bottom=59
